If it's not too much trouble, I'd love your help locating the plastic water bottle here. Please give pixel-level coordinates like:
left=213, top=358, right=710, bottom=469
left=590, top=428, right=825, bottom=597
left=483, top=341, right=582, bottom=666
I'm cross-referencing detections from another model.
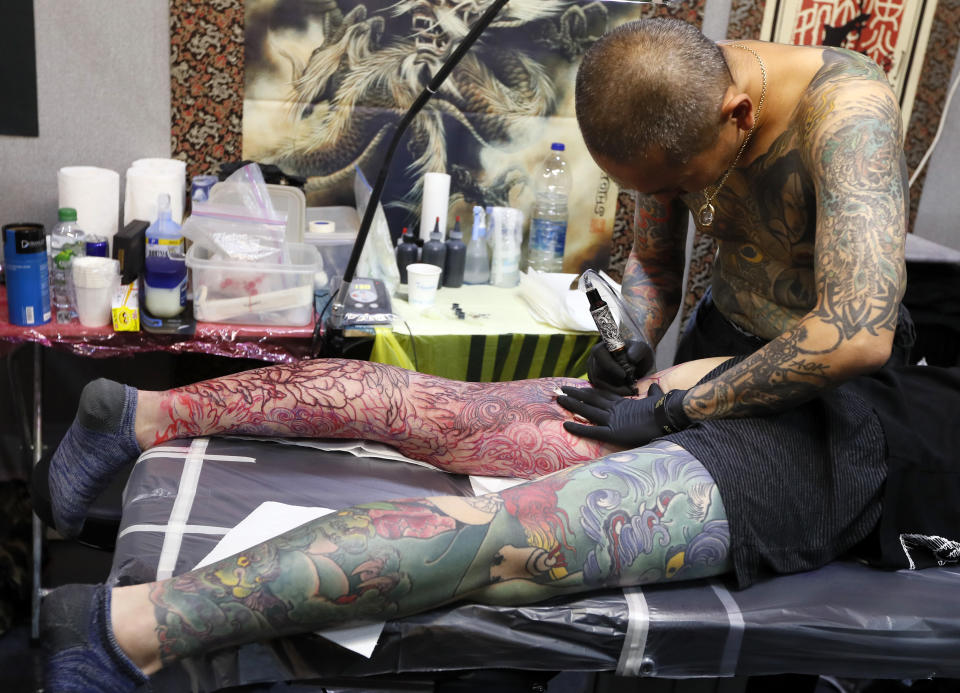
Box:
left=528, top=142, right=571, bottom=272
left=421, top=217, right=447, bottom=284
left=395, top=227, right=419, bottom=284
left=144, top=194, right=187, bottom=318
left=50, top=207, right=87, bottom=323
left=463, top=206, right=490, bottom=285
left=443, top=216, right=467, bottom=288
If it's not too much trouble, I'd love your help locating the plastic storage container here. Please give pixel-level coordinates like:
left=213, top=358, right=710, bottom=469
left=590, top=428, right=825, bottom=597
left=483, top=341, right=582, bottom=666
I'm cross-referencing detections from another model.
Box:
left=305, top=232, right=356, bottom=284
left=186, top=242, right=320, bottom=326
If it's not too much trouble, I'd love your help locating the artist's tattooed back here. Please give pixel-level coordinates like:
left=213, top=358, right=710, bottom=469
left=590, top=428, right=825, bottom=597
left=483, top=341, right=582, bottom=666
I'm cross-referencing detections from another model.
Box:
left=694, top=47, right=906, bottom=341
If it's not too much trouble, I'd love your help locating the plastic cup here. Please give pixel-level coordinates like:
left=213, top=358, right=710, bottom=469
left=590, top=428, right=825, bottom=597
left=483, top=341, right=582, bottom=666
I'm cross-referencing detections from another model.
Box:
left=72, top=256, right=119, bottom=327
left=406, top=263, right=442, bottom=308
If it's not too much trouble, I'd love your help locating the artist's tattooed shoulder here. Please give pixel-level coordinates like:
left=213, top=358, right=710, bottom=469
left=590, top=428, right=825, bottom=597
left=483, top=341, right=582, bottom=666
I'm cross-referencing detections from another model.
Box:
left=811, top=47, right=888, bottom=88
left=796, top=48, right=903, bottom=157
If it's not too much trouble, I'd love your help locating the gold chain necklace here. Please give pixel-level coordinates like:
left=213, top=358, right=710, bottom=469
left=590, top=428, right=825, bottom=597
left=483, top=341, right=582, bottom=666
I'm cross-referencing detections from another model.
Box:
left=696, top=44, right=768, bottom=227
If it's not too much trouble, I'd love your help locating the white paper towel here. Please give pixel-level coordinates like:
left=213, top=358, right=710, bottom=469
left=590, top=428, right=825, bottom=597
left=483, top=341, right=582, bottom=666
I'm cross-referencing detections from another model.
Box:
left=57, top=166, right=121, bottom=249
left=419, top=171, right=451, bottom=241
left=124, top=158, right=187, bottom=226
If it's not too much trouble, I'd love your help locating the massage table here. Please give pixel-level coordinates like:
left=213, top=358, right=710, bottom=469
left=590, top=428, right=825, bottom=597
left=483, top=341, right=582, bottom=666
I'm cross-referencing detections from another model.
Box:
left=109, top=436, right=960, bottom=692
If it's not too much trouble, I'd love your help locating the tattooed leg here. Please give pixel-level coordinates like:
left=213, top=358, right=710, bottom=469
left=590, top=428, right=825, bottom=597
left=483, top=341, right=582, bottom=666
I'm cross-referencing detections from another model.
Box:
left=137, top=359, right=611, bottom=477
left=93, top=440, right=730, bottom=678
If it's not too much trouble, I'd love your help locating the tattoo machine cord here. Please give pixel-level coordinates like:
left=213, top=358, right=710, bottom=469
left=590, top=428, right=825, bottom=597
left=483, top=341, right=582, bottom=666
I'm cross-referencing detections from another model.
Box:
left=402, top=320, right=419, bottom=372
left=311, top=281, right=339, bottom=358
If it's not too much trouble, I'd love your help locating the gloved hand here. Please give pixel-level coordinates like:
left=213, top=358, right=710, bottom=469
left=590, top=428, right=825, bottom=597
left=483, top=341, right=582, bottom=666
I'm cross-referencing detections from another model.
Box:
left=586, top=338, right=655, bottom=396
left=557, top=384, right=691, bottom=448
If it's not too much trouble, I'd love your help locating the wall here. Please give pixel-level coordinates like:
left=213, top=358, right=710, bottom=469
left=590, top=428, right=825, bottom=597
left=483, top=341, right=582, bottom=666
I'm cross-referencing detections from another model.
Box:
left=3, top=1, right=959, bottom=245
left=913, top=47, right=960, bottom=250
left=0, top=1, right=170, bottom=233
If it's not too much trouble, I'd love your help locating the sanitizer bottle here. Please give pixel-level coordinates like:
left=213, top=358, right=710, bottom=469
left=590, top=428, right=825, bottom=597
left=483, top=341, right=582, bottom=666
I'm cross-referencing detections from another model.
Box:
left=463, top=206, right=490, bottom=285
left=144, top=194, right=187, bottom=318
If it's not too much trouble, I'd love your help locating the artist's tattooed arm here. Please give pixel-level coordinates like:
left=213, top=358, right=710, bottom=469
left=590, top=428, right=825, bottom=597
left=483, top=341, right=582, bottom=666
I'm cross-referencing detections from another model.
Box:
left=623, top=194, right=688, bottom=346
left=145, top=442, right=729, bottom=666
left=684, top=62, right=906, bottom=420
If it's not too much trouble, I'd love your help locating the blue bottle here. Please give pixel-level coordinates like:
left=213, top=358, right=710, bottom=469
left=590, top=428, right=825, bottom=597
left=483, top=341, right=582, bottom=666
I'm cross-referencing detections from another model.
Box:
left=3, top=222, right=51, bottom=326
left=144, top=194, right=187, bottom=318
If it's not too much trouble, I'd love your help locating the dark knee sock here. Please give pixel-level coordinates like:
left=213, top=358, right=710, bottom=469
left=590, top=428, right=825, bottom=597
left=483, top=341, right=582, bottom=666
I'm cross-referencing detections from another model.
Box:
left=42, top=584, right=148, bottom=693
left=48, top=379, right=141, bottom=537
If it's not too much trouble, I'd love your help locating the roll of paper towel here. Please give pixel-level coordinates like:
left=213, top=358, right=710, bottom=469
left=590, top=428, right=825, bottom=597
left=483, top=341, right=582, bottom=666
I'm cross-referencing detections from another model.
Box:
left=419, top=171, right=451, bottom=241
left=124, top=158, right=187, bottom=226
left=57, top=166, right=121, bottom=249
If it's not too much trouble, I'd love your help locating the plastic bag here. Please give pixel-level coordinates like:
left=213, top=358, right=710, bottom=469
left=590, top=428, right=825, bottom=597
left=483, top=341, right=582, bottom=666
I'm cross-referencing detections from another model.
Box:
left=353, top=167, right=401, bottom=296
left=182, top=163, right=288, bottom=264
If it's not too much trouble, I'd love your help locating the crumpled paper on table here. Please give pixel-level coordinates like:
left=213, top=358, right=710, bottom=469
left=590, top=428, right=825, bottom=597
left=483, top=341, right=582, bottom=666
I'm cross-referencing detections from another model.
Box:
left=518, top=269, right=623, bottom=332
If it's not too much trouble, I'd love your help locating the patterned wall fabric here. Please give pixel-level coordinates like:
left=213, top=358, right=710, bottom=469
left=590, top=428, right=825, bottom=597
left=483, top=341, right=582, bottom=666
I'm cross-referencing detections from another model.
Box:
left=170, top=0, right=245, bottom=180
left=904, top=0, right=960, bottom=230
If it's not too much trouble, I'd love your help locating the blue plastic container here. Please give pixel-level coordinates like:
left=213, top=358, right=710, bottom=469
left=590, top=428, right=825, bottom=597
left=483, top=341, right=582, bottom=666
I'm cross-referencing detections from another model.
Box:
left=3, top=222, right=51, bottom=326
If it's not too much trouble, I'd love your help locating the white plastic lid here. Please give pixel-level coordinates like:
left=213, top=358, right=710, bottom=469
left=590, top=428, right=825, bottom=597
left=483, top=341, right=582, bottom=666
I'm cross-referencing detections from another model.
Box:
left=72, top=256, right=119, bottom=288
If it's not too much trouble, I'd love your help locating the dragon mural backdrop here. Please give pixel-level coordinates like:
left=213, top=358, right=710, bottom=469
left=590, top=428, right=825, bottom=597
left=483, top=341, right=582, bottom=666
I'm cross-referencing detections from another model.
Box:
left=242, top=0, right=662, bottom=272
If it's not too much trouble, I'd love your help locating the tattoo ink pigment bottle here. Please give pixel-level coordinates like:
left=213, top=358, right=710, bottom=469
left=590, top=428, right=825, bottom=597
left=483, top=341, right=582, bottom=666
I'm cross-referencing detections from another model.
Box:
left=584, top=274, right=636, bottom=391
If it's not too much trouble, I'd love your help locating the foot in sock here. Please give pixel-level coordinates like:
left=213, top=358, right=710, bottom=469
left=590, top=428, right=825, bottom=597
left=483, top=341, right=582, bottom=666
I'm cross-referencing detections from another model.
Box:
left=42, top=584, right=149, bottom=693
left=48, top=379, right=141, bottom=537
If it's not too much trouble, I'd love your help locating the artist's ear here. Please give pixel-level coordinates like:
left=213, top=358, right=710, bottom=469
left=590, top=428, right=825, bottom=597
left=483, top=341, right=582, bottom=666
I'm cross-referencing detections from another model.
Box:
left=720, top=92, right=755, bottom=132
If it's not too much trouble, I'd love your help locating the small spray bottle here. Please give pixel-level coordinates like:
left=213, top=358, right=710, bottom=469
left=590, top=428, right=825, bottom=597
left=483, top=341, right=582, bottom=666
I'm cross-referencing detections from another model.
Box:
left=463, top=206, right=490, bottom=284
left=584, top=274, right=637, bottom=392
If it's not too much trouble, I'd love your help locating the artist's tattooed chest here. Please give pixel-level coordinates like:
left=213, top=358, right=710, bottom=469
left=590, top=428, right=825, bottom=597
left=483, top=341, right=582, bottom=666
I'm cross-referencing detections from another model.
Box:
left=685, top=129, right=817, bottom=339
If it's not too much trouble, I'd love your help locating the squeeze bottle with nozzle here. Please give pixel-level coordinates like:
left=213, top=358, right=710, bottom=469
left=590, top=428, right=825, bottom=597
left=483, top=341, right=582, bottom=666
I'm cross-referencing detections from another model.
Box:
left=443, top=216, right=467, bottom=288
left=463, top=206, right=490, bottom=285
left=395, top=227, right=419, bottom=284
left=421, top=217, right=447, bottom=284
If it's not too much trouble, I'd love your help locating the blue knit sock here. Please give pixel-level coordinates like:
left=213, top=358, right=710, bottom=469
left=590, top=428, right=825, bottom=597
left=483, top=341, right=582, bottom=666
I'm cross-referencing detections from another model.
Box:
left=42, top=583, right=149, bottom=693
left=48, top=379, right=141, bottom=538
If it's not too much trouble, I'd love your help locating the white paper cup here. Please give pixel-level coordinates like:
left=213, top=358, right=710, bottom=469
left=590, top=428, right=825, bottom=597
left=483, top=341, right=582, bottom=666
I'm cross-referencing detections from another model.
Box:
left=406, top=263, right=442, bottom=308
left=72, top=257, right=119, bottom=327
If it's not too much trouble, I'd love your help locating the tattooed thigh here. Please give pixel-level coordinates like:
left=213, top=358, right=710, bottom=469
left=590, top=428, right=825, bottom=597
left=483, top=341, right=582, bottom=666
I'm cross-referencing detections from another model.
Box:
left=469, top=440, right=732, bottom=605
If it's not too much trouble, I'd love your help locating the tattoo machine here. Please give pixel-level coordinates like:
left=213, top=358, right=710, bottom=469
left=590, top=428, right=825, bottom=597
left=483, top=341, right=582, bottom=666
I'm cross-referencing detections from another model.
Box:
left=578, top=269, right=652, bottom=386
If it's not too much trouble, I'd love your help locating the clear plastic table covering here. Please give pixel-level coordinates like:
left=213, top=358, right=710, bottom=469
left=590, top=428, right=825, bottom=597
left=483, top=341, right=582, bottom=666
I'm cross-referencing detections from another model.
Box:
left=110, top=437, right=960, bottom=692
left=0, top=289, right=314, bottom=362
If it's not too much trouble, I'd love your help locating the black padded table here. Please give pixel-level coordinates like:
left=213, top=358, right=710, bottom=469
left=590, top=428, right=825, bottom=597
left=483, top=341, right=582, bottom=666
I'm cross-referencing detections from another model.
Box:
left=110, top=436, right=960, bottom=692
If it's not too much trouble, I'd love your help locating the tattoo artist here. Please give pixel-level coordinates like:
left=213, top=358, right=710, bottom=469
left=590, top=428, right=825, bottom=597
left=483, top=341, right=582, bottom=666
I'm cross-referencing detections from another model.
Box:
left=558, top=18, right=915, bottom=448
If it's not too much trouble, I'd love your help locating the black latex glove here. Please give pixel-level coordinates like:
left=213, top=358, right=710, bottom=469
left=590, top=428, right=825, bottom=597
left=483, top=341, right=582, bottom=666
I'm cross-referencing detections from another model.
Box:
left=586, top=338, right=655, bottom=396
left=557, top=384, right=691, bottom=448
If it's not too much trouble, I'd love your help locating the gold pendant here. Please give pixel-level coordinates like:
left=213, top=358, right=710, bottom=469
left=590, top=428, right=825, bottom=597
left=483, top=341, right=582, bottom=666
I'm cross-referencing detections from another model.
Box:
left=697, top=202, right=715, bottom=226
